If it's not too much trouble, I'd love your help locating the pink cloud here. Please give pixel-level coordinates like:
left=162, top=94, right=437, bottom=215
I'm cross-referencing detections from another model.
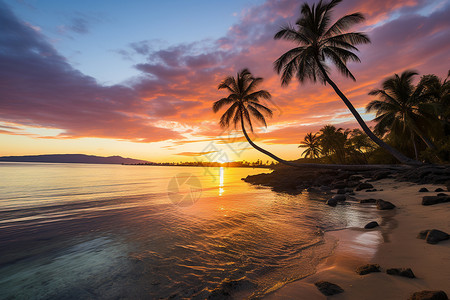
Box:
left=0, top=0, right=448, bottom=148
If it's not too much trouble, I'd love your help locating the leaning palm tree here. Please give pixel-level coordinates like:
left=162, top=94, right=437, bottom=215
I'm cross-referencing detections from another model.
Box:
left=366, top=70, right=437, bottom=159
left=273, top=0, right=420, bottom=165
left=299, top=132, right=321, bottom=159
left=213, top=69, right=408, bottom=170
left=213, top=69, right=297, bottom=166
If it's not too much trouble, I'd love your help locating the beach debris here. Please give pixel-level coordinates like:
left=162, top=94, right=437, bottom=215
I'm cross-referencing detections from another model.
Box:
left=356, top=264, right=380, bottom=275
left=355, top=182, right=374, bottom=191
left=408, top=290, right=448, bottom=300
left=417, top=229, right=449, bottom=244
left=360, top=198, right=377, bottom=204
left=386, top=268, right=415, bottom=278
left=419, top=187, right=429, bottom=192
left=314, top=281, right=344, bottom=296
left=376, top=199, right=396, bottom=210
left=364, top=221, right=379, bottom=229
left=422, top=195, right=450, bottom=206
left=435, top=188, right=444, bottom=192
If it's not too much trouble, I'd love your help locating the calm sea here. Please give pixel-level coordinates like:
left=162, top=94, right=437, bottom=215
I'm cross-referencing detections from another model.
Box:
left=0, top=162, right=378, bottom=299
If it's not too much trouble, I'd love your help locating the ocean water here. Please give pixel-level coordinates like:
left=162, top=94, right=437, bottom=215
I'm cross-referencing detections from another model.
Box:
left=0, top=162, right=379, bottom=299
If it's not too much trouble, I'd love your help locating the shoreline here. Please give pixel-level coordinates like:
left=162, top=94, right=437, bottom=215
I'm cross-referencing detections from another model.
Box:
left=265, top=178, right=450, bottom=299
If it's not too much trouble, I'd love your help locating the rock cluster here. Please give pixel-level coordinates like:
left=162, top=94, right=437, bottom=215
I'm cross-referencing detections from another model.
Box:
left=417, top=229, right=449, bottom=244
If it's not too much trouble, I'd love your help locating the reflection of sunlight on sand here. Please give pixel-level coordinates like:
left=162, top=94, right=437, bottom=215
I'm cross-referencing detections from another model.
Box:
left=329, top=229, right=383, bottom=259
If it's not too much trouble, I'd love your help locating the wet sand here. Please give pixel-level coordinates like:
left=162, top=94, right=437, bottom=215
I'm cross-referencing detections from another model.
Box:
left=266, top=179, right=450, bottom=299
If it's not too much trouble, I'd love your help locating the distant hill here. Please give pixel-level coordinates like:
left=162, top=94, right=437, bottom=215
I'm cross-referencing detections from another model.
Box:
left=0, top=154, right=151, bottom=165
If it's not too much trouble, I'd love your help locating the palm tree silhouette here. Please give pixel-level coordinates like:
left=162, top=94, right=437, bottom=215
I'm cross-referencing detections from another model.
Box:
left=213, top=69, right=406, bottom=170
left=366, top=70, right=436, bottom=159
left=213, top=69, right=299, bottom=166
left=299, top=132, right=321, bottom=159
left=273, top=0, right=419, bottom=165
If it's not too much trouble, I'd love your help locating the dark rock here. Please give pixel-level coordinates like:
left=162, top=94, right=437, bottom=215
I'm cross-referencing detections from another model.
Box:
left=345, top=188, right=354, bottom=193
left=437, top=193, right=448, bottom=197
left=376, top=199, right=396, bottom=210
left=435, top=188, right=444, bottom=192
left=408, top=290, right=448, bottom=300
left=426, top=229, right=449, bottom=244
left=333, top=181, right=347, bottom=189
left=307, top=187, right=321, bottom=193
left=314, top=281, right=344, bottom=296
left=349, top=174, right=364, bottom=181
left=355, top=182, right=374, bottom=191
left=419, top=187, right=429, bottom=192
left=366, top=188, right=377, bottom=192
left=346, top=180, right=360, bottom=188
left=319, top=185, right=332, bottom=192
left=360, top=198, right=377, bottom=204
left=422, top=196, right=450, bottom=206
left=372, top=171, right=392, bottom=180
left=417, top=229, right=449, bottom=244
left=364, top=221, right=379, bottom=229
left=336, top=188, right=346, bottom=194
left=417, top=230, right=430, bottom=239
left=386, top=268, right=415, bottom=278
left=356, top=264, right=380, bottom=275
left=326, top=198, right=338, bottom=207
left=331, top=194, right=347, bottom=202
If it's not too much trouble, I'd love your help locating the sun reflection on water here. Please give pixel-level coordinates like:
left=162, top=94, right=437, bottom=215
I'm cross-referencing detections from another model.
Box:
left=219, top=167, right=224, bottom=196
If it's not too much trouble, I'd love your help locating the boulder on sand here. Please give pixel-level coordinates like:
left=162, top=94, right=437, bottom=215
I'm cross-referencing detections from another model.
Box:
left=355, top=182, right=374, bottom=191
left=376, top=199, right=396, bottom=210
left=408, top=290, right=448, bottom=300
left=356, top=264, right=380, bottom=275
left=417, top=229, right=449, bottom=244
left=386, top=268, right=415, bottom=278
left=364, top=221, right=379, bottom=229
left=422, top=195, right=450, bottom=206
left=314, top=281, right=344, bottom=296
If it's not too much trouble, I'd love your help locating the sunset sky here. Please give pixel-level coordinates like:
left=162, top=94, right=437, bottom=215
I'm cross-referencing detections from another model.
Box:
left=0, top=0, right=449, bottom=163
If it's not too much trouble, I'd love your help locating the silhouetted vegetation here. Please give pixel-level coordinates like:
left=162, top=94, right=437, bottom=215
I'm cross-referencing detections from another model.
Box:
left=273, top=0, right=418, bottom=165
left=298, top=71, right=449, bottom=165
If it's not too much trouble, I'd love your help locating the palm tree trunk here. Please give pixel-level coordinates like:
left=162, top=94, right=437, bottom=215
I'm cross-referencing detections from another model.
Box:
left=413, top=129, right=436, bottom=150
left=315, top=60, right=422, bottom=166
left=411, top=132, right=418, bottom=160
left=239, top=116, right=410, bottom=171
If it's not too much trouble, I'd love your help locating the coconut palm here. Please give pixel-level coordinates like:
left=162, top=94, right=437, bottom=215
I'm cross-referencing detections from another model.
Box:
left=420, top=72, right=450, bottom=134
left=213, top=69, right=407, bottom=170
left=273, top=0, right=419, bottom=165
left=213, top=69, right=298, bottom=167
left=318, top=125, right=349, bottom=163
left=299, top=132, right=321, bottom=159
left=366, top=70, right=436, bottom=160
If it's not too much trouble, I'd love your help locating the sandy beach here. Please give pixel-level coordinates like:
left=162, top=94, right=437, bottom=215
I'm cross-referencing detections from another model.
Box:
left=266, top=178, right=450, bottom=299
